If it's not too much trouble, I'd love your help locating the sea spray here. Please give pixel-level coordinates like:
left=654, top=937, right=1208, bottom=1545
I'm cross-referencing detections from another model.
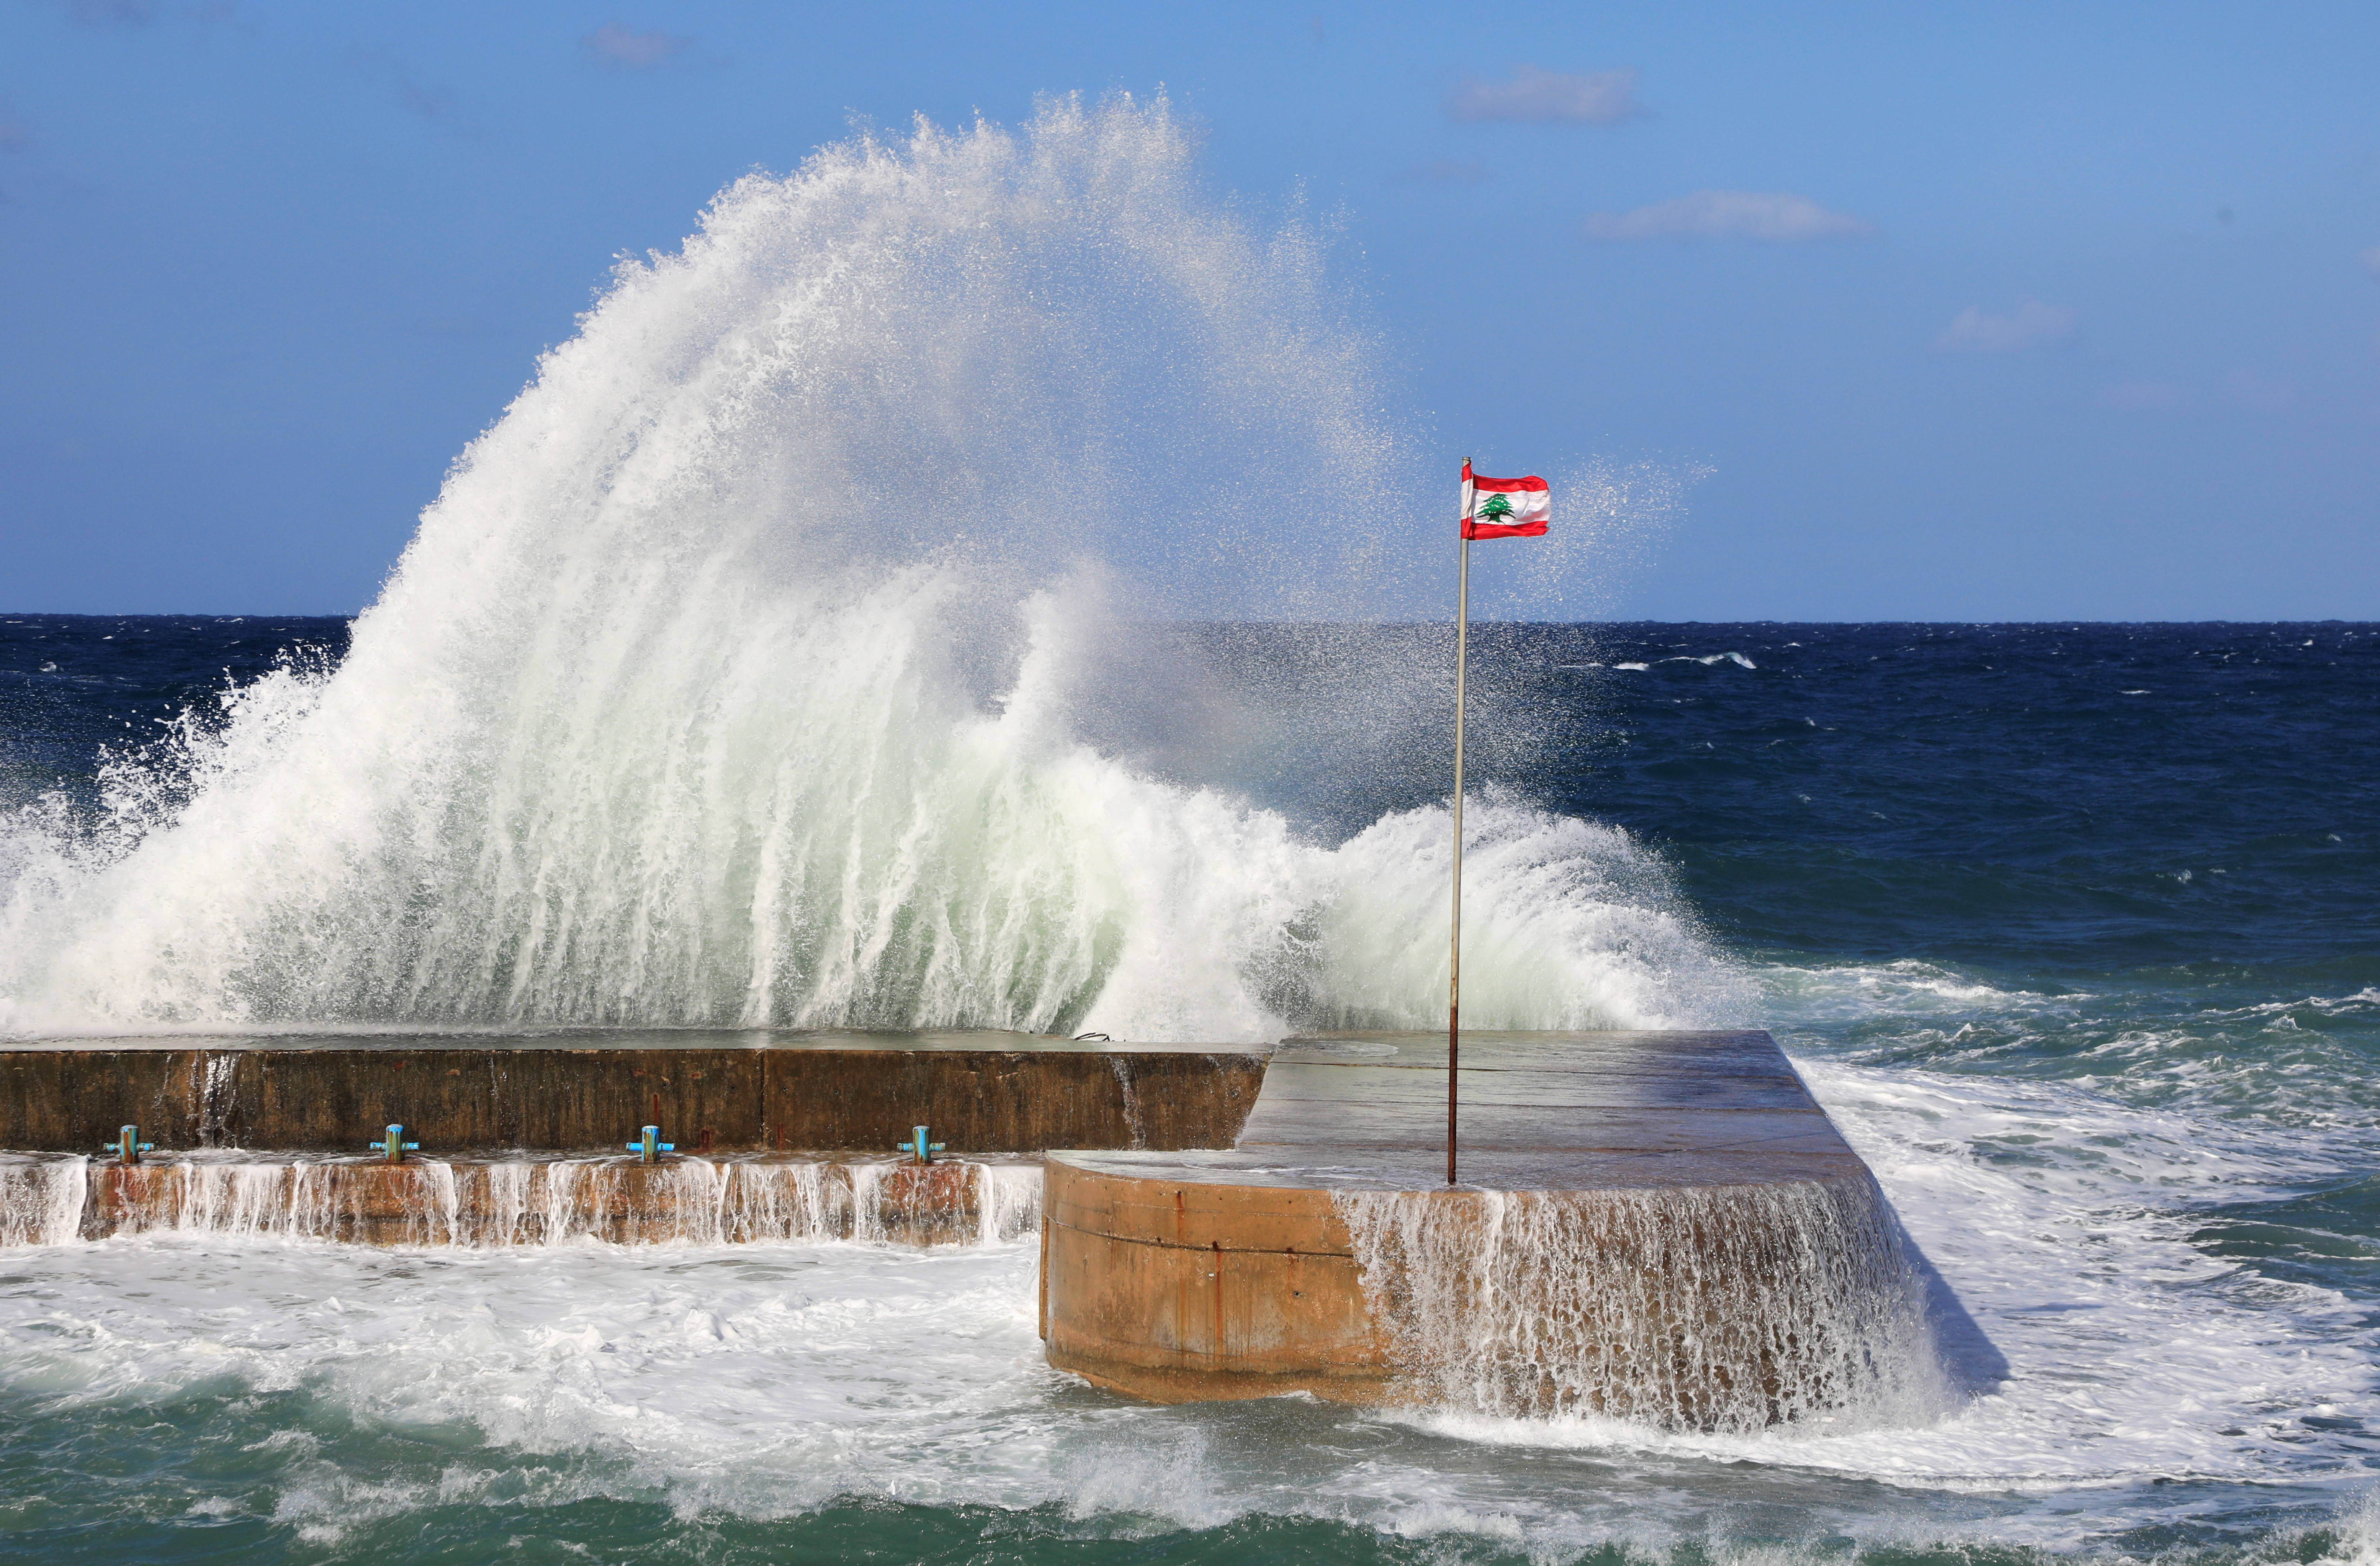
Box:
left=1333, top=1177, right=1951, bottom=1433
left=1279, top=787, right=1727, bottom=1031
left=0, top=96, right=1740, bottom=1040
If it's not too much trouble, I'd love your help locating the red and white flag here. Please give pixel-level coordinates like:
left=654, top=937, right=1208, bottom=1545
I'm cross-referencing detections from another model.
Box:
left=1459, top=461, right=1550, bottom=539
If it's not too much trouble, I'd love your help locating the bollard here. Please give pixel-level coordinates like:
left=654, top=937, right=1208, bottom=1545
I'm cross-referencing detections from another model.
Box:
left=101, top=1125, right=154, bottom=1166
left=369, top=1125, right=419, bottom=1164
left=627, top=1125, right=674, bottom=1163
left=896, top=1125, right=945, bottom=1165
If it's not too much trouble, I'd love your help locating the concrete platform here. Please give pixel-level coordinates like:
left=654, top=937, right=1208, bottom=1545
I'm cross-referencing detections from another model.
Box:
left=1039, top=1031, right=1933, bottom=1430
left=0, top=1030, right=1266, bottom=1156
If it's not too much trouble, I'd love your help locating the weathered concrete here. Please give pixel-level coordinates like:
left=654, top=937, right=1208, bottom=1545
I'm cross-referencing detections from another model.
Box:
left=1040, top=1031, right=1923, bottom=1427
left=0, top=1031, right=1266, bottom=1155
left=1041, top=1159, right=1387, bottom=1402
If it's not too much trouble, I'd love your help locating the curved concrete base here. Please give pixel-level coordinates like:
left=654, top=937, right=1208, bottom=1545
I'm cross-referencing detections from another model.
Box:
left=1040, top=1156, right=1388, bottom=1403
left=1042, top=1032, right=1938, bottom=1430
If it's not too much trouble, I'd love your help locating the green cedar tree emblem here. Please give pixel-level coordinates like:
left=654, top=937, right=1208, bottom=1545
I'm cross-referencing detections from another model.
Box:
left=1475, top=494, right=1517, bottom=524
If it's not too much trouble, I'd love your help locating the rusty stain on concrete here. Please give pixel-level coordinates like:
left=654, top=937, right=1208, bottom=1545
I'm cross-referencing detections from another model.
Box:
left=0, top=1030, right=1266, bottom=1155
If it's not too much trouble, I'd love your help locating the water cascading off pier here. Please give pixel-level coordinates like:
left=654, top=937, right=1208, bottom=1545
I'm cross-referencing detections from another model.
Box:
left=1, top=1151, right=1042, bottom=1248
left=1042, top=1029, right=1951, bottom=1432
left=0, top=1029, right=1247, bottom=1247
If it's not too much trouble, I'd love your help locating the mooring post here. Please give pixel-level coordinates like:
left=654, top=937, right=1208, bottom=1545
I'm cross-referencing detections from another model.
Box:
left=896, top=1125, right=945, bottom=1165
left=370, top=1125, right=419, bottom=1164
left=627, top=1125, right=674, bottom=1163
left=101, top=1125, right=153, bottom=1166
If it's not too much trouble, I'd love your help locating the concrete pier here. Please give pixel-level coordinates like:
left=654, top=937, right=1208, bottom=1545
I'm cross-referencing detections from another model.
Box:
left=0, top=1030, right=1265, bottom=1155
left=1039, top=1031, right=1932, bottom=1429
left=2, top=1026, right=1937, bottom=1429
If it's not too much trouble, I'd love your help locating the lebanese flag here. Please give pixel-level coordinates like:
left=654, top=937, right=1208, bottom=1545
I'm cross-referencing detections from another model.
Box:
left=1460, top=460, right=1550, bottom=538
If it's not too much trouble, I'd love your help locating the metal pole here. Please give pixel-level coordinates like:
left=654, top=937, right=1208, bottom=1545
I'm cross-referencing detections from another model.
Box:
left=1449, top=462, right=1472, bottom=1187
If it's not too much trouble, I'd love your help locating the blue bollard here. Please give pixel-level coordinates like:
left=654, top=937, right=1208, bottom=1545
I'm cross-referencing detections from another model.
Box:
left=896, top=1125, right=945, bottom=1165
left=368, top=1125, right=419, bottom=1164
left=101, top=1125, right=154, bottom=1166
left=626, top=1125, right=674, bottom=1163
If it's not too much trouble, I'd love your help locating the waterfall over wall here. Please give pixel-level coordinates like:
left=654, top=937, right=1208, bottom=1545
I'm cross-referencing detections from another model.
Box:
left=0, top=1154, right=87, bottom=1245
left=1, top=1155, right=1041, bottom=1248
left=1334, top=1176, right=1953, bottom=1433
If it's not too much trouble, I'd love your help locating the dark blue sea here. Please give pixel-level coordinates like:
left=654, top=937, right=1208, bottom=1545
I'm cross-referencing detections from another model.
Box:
left=2, top=614, right=2377, bottom=1564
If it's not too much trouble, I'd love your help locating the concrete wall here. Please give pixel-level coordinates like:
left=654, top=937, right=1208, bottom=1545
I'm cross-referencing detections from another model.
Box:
left=0, top=1047, right=1266, bottom=1155
left=1040, top=1157, right=1922, bottom=1419
left=1036, top=1032, right=1932, bottom=1421
left=1040, top=1157, right=1390, bottom=1403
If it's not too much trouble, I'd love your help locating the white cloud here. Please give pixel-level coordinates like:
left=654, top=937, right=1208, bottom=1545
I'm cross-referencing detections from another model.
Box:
left=583, top=22, right=692, bottom=69
left=1446, top=65, right=1644, bottom=126
left=1581, top=190, right=1873, bottom=243
left=1935, top=298, right=2076, bottom=352
left=1396, top=158, right=1492, bottom=185
left=2360, top=245, right=2380, bottom=277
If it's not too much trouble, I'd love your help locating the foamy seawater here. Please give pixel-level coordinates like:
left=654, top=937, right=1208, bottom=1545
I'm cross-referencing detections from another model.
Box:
left=1, top=1055, right=2372, bottom=1566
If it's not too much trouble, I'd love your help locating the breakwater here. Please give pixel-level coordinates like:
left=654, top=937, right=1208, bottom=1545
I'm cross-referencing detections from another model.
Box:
left=3, top=1026, right=1948, bottom=1436
left=1040, top=1029, right=1950, bottom=1430
left=0, top=1151, right=1041, bottom=1247
left=0, top=1030, right=1265, bottom=1155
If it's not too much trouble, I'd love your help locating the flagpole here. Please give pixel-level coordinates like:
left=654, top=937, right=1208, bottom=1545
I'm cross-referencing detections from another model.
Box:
left=1449, top=460, right=1471, bottom=1188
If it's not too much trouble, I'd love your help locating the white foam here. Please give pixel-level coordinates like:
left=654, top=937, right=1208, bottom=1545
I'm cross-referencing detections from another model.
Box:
left=1772, top=1055, right=2380, bottom=1491
left=1760, top=959, right=2061, bottom=1021
left=1653, top=651, right=1757, bottom=669
left=2, top=1209, right=2367, bottom=1557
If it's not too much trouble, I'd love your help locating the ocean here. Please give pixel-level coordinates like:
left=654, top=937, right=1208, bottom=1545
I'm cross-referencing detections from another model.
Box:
left=3, top=614, right=2374, bottom=1564
left=3, top=97, right=2377, bottom=1564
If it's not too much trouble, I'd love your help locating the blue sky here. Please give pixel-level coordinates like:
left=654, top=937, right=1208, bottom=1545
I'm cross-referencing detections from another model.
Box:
left=2, top=1, right=2375, bottom=619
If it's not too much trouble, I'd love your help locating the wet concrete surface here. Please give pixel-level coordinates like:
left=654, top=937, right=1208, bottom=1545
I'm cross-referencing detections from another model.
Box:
left=0, top=1030, right=1268, bottom=1155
